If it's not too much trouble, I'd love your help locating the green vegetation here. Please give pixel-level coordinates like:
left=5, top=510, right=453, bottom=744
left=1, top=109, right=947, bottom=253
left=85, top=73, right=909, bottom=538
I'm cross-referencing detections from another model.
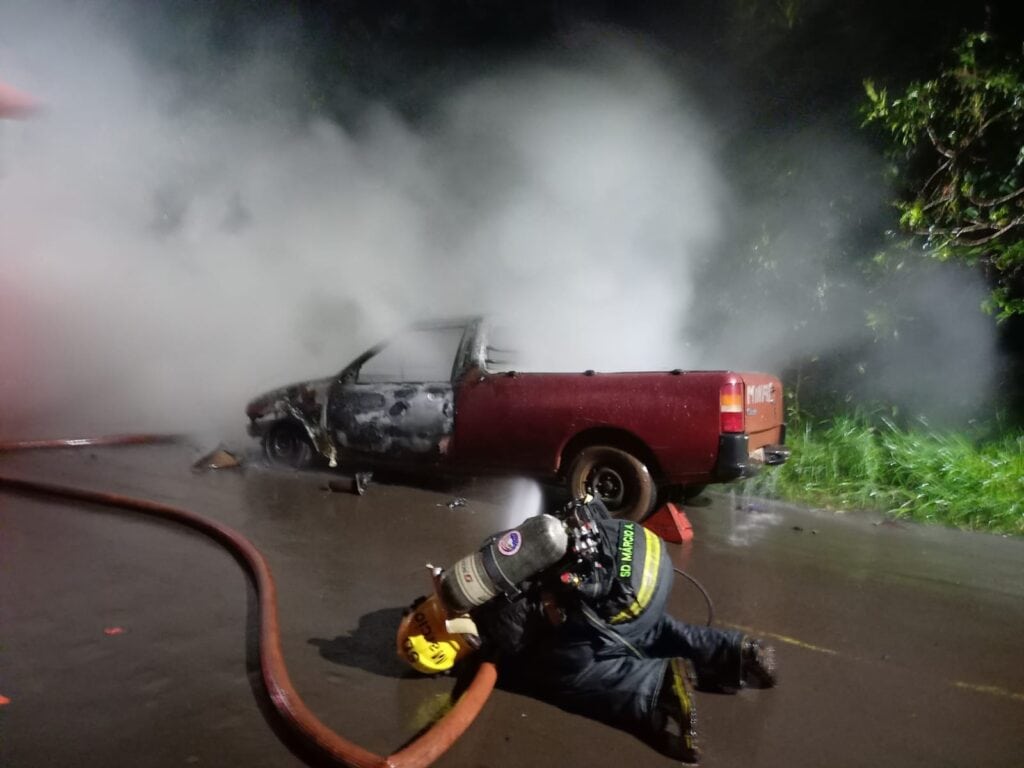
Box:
left=721, top=14, right=1024, bottom=533
left=863, top=32, right=1024, bottom=320
left=743, top=413, right=1024, bottom=535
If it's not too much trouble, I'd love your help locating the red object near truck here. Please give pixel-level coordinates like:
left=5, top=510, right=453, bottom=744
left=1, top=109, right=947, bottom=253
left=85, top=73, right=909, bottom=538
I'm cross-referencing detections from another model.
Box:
left=245, top=318, right=788, bottom=520
left=0, top=80, right=37, bottom=119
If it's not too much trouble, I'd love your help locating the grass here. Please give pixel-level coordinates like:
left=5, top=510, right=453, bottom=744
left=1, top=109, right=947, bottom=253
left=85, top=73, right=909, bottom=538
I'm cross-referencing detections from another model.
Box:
left=741, top=413, right=1024, bottom=535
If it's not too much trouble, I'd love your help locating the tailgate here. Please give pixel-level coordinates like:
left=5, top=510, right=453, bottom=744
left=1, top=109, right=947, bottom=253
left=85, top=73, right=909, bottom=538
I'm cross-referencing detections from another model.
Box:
left=741, top=373, right=785, bottom=450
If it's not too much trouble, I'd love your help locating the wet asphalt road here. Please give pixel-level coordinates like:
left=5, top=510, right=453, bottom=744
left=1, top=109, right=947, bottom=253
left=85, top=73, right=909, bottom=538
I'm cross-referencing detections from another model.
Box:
left=2, top=442, right=1023, bottom=768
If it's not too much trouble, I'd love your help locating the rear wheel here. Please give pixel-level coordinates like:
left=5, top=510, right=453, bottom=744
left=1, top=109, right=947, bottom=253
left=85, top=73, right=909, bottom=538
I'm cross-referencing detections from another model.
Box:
left=263, top=421, right=315, bottom=468
left=567, top=445, right=656, bottom=521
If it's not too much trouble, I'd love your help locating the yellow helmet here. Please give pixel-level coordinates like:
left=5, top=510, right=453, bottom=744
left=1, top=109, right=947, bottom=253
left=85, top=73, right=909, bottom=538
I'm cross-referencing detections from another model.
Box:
left=397, top=594, right=478, bottom=675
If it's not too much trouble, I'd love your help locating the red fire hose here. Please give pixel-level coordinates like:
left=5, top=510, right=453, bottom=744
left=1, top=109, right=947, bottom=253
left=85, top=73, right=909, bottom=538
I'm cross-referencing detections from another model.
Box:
left=0, top=435, right=497, bottom=768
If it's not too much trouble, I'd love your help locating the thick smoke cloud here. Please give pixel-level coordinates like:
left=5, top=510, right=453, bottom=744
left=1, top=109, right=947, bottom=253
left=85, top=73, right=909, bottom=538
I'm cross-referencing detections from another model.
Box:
left=1, top=4, right=721, bottom=437
left=0, top=1, right=999, bottom=441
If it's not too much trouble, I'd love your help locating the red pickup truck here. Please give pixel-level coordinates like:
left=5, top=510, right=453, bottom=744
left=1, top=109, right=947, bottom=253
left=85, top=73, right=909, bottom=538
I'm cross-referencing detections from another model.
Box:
left=245, top=318, right=788, bottom=520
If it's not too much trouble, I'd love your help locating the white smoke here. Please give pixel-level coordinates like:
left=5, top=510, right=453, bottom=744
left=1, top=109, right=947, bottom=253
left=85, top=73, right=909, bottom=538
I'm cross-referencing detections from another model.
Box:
left=0, top=3, right=722, bottom=438
left=690, top=127, right=999, bottom=424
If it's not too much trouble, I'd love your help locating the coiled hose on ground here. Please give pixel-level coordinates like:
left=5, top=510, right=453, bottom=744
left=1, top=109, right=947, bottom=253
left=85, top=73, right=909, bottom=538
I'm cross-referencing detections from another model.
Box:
left=0, top=434, right=496, bottom=768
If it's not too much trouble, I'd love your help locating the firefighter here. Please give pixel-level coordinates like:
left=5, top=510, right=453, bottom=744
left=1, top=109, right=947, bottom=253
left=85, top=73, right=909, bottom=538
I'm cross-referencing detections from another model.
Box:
left=398, top=497, right=777, bottom=764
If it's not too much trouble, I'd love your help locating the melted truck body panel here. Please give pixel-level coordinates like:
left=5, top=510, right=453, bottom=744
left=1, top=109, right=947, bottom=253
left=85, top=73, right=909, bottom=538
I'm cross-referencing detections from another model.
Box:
left=326, top=381, right=454, bottom=455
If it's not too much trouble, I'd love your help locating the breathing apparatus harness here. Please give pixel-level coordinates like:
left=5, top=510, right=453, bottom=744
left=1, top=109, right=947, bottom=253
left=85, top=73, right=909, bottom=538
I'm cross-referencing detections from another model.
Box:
left=397, top=495, right=714, bottom=675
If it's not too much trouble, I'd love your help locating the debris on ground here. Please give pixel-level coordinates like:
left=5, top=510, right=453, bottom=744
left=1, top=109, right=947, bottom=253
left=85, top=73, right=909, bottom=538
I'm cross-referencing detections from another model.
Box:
left=325, top=474, right=374, bottom=495
left=352, top=471, right=373, bottom=496
left=436, top=497, right=467, bottom=509
left=192, top=447, right=241, bottom=471
left=874, top=519, right=908, bottom=530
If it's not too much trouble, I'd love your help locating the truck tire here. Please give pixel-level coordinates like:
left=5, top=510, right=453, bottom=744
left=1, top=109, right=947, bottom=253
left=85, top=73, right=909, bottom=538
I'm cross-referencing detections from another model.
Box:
left=567, top=445, right=656, bottom=522
left=263, top=421, right=315, bottom=469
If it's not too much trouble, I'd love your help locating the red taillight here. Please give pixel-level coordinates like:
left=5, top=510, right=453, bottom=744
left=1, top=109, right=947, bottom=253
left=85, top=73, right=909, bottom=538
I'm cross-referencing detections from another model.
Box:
left=720, top=379, right=745, bottom=433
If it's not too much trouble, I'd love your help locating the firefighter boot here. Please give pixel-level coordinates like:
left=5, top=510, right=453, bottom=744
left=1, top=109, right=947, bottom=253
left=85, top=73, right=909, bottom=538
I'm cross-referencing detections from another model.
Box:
left=740, top=637, right=777, bottom=688
left=648, top=658, right=700, bottom=764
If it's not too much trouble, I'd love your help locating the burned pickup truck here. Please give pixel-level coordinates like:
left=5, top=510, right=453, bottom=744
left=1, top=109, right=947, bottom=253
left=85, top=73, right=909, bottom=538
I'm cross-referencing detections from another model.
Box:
left=245, top=318, right=788, bottom=520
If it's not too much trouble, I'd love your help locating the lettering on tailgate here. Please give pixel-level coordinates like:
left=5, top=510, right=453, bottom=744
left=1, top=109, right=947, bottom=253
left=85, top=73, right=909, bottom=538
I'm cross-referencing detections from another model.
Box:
left=746, top=383, right=775, bottom=406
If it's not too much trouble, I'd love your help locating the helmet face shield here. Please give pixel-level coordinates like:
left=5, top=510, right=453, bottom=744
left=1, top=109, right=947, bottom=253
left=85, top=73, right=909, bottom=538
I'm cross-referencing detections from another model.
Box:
left=397, top=594, right=477, bottom=674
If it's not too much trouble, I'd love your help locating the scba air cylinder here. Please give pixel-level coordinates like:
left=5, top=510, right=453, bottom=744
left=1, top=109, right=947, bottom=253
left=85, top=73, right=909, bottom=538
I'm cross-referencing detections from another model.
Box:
left=439, top=514, right=569, bottom=614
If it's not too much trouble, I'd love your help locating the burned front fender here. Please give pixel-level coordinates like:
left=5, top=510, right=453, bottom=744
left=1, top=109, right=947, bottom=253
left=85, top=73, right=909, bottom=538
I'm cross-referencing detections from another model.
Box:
left=246, top=377, right=333, bottom=421
left=245, top=376, right=339, bottom=465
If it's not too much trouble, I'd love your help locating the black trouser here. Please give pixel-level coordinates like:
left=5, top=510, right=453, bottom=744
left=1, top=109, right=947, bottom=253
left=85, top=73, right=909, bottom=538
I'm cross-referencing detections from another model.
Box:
left=638, top=613, right=746, bottom=690
left=498, top=611, right=744, bottom=731
left=489, top=542, right=745, bottom=737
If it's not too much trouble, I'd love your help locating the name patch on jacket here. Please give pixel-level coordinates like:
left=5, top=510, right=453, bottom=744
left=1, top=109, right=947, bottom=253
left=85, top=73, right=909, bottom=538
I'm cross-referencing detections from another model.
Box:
left=609, top=521, right=662, bottom=624
left=618, top=523, right=635, bottom=578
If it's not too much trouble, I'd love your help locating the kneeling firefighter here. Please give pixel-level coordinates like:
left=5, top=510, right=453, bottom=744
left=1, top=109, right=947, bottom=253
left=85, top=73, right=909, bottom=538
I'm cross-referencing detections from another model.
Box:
left=397, top=496, right=777, bottom=764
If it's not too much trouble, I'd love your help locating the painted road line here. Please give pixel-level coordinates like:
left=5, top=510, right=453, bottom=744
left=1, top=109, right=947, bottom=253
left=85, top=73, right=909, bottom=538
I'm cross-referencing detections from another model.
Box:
left=722, top=622, right=839, bottom=656
left=951, top=681, right=1024, bottom=703
left=724, top=621, right=1024, bottom=705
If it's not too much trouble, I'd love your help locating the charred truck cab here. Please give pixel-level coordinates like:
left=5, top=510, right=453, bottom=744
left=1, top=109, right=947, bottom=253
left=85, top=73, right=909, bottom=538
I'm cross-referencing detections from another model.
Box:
left=245, top=317, right=789, bottom=521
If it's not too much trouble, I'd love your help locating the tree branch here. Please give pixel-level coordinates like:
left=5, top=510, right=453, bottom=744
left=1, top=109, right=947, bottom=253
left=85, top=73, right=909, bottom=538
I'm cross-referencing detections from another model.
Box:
left=911, top=216, right=1023, bottom=241
left=966, top=184, right=1024, bottom=208
left=920, top=193, right=953, bottom=212
left=973, top=107, right=1012, bottom=142
left=918, top=159, right=952, bottom=198
left=926, top=125, right=956, bottom=158
left=957, top=217, right=1024, bottom=246
left=912, top=222, right=990, bottom=237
